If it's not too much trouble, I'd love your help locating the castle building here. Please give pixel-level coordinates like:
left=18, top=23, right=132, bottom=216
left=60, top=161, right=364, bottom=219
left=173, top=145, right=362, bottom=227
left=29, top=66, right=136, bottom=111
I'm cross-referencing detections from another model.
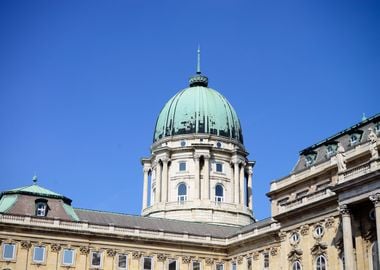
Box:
left=0, top=54, right=379, bottom=270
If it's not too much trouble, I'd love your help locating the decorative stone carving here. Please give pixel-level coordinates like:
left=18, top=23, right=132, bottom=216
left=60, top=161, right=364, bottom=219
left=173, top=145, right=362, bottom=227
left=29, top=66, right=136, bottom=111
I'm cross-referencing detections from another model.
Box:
left=300, top=225, right=309, bottom=236
left=132, top=251, right=141, bottom=259
left=277, top=231, right=287, bottom=242
left=368, top=128, right=379, bottom=159
left=325, top=217, right=335, bottom=228
left=287, top=249, right=303, bottom=262
left=270, top=247, right=279, bottom=256
left=205, top=257, right=214, bottom=265
left=311, top=242, right=327, bottom=256
left=20, top=241, right=31, bottom=249
left=237, top=256, right=243, bottom=264
left=106, top=249, right=116, bottom=257
left=79, top=246, right=90, bottom=255
left=182, top=256, right=192, bottom=264
left=252, top=252, right=259, bottom=260
left=157, top=253, right=167, bottom=262
left=370, top=193, right=380, bottom=207
left=339, top=204, right=350, bottom=216
left=50, top=243, right=61, bottom=253
left=336, top=143, right=346, bottom=171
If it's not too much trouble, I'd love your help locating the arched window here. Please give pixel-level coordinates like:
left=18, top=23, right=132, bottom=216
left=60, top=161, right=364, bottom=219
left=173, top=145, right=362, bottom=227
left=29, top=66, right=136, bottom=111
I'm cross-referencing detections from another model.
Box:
left=315, top=255, right=326, bottom=270
left=215, top=184, right=224, bottom=202
left=292, top=261, right=302, bottom=270
left=177, top=183, right=187, bottom=203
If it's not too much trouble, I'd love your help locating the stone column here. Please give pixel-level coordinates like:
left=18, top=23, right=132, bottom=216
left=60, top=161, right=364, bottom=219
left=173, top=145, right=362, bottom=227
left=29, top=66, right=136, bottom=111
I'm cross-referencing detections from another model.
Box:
left=239, top=164, right=245, bottom=205
left=142, top=168, right=149, bottom=210
left=370, top=193, right=380, bottom=267
left=202, top=155, right=210, bottom=200
left=155, top=161, right=162, bottom=203
left=233, top=161, right=240, bottom=204
left=340, top=204, right=355, bottom=270
left=194, top=154, right=200, bottom=200
left=247, top=166, right=253, bottom=210
left=161, top=157, right=169, bottom=203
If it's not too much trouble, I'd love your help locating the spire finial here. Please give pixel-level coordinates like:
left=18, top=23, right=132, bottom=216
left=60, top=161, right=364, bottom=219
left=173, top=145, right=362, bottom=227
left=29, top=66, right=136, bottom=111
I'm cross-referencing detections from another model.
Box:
left=362, top=113, right=367, bottom=121
left=32, top=174, right=38, bottom=184
left=197, top=45, right=201, bottom=74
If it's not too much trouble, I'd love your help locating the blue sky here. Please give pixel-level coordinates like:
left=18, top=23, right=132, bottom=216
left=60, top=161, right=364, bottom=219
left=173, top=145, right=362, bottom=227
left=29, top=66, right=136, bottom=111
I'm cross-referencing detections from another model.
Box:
left=0, top=0, right=379, bottom=220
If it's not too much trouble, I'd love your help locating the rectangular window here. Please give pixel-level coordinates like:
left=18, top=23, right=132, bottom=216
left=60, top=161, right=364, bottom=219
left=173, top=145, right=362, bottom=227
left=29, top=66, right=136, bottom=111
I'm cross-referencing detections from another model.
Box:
left=168, top=260, right=177, bottom=270
left=118, top=254, right=128, bottom=269
left=216, top=263, right=224, bottom=270
left=316, top=182, right=329, bottom=191
left=247, top=258, right=252, bottom=270
left=62, top=248, right=74, bottom=266
left=277, top=197, right=289, bottom=206
left=296, top=190, right=308, bottom=199
left=216, top=163, right=223, bottom=172
left=2, top=243, right=15, bottom=260
left=144, top=257, right=152, bottom=270
left=263, top=253, right=269, bottom=269
left=192, top=261, right=201, bottom=270
left=231, top=262, right=237, bottom=270
left=179, top=162, right=186, bottom=171
left=91, top=251, right=102, bottom=267
left=33, top=246, right=46, bottom=263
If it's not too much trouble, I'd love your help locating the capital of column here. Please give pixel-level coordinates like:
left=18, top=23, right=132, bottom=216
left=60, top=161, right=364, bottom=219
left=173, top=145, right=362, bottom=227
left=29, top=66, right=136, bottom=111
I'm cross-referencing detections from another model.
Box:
left=339, top=204, right=350, bottom=216
left=143, top=167, right=151, bottom=173
left=370, top=193, right=380, bottom=207
left=161, top=157, right=170, bottom=164
left=247, top=166, right=253, bottom=175
left=231, top=157, right=245, bottom=166
left=194, top=153, right=201, bottom=161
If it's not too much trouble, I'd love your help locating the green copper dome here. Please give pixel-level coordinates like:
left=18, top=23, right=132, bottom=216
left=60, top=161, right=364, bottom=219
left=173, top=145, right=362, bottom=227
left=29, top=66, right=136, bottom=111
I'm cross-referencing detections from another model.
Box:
left=153, top=75, right=243, bottom=143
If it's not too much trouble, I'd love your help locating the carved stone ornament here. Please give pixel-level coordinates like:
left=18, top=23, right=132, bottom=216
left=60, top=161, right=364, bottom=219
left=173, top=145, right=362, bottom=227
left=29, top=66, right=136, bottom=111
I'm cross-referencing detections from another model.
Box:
left=339, top=205, right=350, bottom=215
left=252, top=252, right=259, bottom=260
left=300, top=225, right=310, bottom=236
left=157, top=253, right=167, bottom=262
left=79, top=246, right=90, bottom=255
left=325, top=217, right=335, bottom=229
left=277, top=231, right=287, bottom=242
left=205, top=257, right=214, bottom=265
left=132, top=251, right=141, bottom=259
left=288, top=249, right=303, bottom=262
left=50, top=243, right=61, bottom=253
left=20, top=241, right=32, bottom=249
left=370, top=193, right=380, bottom=207
left=237, top=256, right=243, bottom=264
left=336, top=143, right=346, bottom=172
left=270, top=247, right=279, bottom=256
left=182, top=256, right=192, bottom=264
left=106, top=249, right=117, bottom=257
left=311, top=242, right=327, bottom=256
left=363, top=229, right=375, bottom=242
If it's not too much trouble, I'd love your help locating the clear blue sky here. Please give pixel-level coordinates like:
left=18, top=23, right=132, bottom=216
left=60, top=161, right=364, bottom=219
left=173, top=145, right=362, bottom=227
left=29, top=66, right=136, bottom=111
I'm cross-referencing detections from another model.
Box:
left=0, top=0, right=379, bottom=220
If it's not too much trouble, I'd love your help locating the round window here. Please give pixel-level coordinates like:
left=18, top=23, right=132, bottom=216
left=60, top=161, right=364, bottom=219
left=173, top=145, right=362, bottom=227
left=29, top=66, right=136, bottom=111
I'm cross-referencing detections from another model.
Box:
left=369, top=208, right=376, bottom=221
left=314, top=225, right=324, bottom=238
left=180, top=140, right=186, bottom=147
left=290, top=232, right=300, bottom=244
left=216, top=142, right=222, bottom=148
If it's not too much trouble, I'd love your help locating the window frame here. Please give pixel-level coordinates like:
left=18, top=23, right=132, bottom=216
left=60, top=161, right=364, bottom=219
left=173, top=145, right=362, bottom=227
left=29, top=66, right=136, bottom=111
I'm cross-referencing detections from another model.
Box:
left=35, top=202, right=47, bottom=217
left=32, top=246, right=46, bottom=264
left=143, top=256, right=153, bottom=270
left=263, top=252, right=269, bottom=269
left=90, top=251, right=103, bottom=268
left=215, top=162, right=223, bottom=173
left=179, top=161, right=187, bottom=172
left=292, top=260, right=302, bottom=270
left=231, top=261, right=237, bottom=270
left=215, top=263, right=224, bottom=270
left=168, top=259, right=178, bottom=270
left=314, top=225, right=325, bottom=238
left=62, top=248, right=75, bottom=266
left=315, top=255, right=327, bottom=270
left=177, top=183, right=188, bottom=203
left=192, top=260, right=201, bottom=270
left=215, top=184, right=224, bottom=203
left=117, top=254, right=128, bottom=270
left=2, top=243, right=16, bottom=261
left=349, top=133, right=362, bottom=146
left=290, top=232, right=301, bottom=244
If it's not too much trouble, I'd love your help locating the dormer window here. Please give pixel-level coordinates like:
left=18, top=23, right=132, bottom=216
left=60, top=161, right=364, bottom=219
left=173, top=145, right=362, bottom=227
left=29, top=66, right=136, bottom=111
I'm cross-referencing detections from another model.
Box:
left=35, top=199, right=48, bottom=217
left=326, top=144, right=337, bottom=157
left=349, top=133, right=362, bottom=146
left=375, top=123, right=380, bottom=134
left=305, top=153, right=317, bottom=167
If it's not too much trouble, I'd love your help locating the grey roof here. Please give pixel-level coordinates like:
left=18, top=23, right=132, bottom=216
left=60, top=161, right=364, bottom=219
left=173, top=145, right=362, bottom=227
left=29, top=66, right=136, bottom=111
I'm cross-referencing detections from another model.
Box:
left=292, top=113, right=380, bottom=173
left=74, top=208, right=274, bottom=238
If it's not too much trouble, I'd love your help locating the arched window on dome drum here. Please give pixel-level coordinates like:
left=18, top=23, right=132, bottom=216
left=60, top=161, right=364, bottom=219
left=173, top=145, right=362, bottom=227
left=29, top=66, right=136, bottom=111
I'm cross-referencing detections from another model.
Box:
left=292, top=260, right=302, bottom=270
left=177, top=183, right=187, bottom=204
left=215, top=184, right=224, bottom=202
left=315, top=255, right=326, bottom=270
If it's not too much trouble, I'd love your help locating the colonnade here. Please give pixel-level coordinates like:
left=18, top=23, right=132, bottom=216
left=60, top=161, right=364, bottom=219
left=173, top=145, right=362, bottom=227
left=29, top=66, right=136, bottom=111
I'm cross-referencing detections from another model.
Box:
left=340, top=193, right=380, bottom=270
left=142, top=153, right=254, bottom=211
